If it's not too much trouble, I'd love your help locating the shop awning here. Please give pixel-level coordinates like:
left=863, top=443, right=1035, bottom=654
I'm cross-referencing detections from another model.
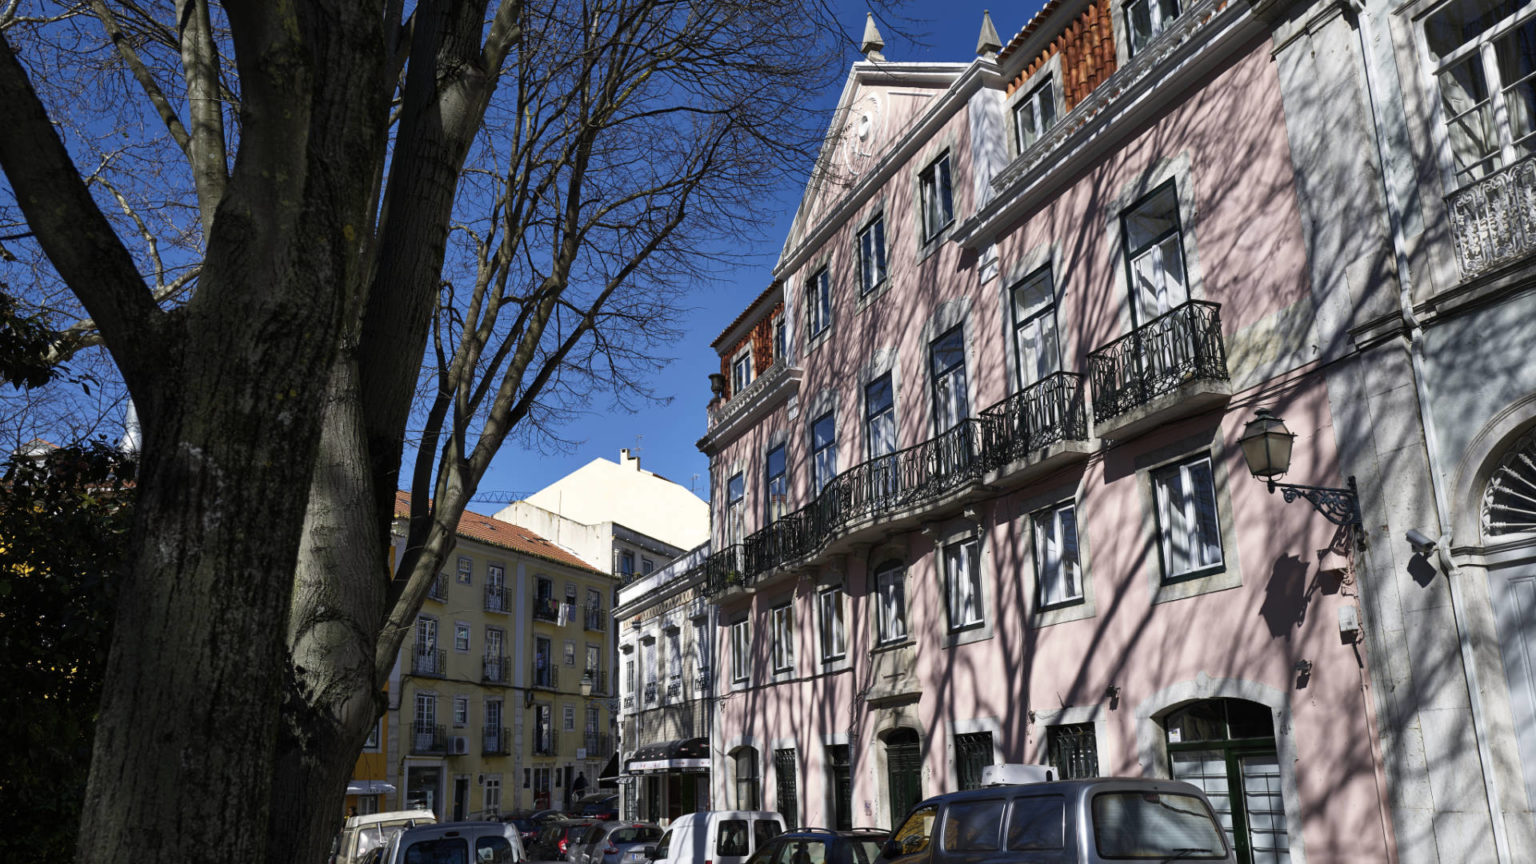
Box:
left=625, top=737, right=709, bottom=774
left=346, top=780, right=397, bottom=796
left=597, top=752, right=621, bottom=788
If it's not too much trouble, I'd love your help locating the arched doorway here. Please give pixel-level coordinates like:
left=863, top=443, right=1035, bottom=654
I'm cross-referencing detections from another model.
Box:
left=1479, top=426, right=1536, bottom=819
left=883, top=728, right=922, bottom=828
left=1164, top=698, right=1290, bottom=864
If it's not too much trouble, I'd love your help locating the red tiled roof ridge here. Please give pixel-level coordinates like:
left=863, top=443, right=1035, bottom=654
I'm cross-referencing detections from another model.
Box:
left=394, top=490, right=607, bottom=576
left=711, top=280, right=783, bottom=350
left=998, top=0, right=1069, bottom=62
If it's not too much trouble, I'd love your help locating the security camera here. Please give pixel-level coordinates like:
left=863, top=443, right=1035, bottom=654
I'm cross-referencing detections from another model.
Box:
left=1406, top=529, right=1437, bottom=557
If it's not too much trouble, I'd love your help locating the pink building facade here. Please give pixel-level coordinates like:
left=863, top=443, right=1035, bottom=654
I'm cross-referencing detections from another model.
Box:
left=682, top=1, right=1527, bottom=862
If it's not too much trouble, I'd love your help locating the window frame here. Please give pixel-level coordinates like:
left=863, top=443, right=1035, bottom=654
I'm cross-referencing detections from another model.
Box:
left=1010, top=266, right=1063, bottom=393
left=1032, top=502, right=1084, bottom=609
left=818, top=587, right=847, bottom=663
left=453, top=695, right=469, bottom=728
left=770, top=602, right=795, bottom=674
left=732, top=349, right=753, bottom=396
left=1013, top=77, right=1058, bottom=154
left=856, top=214, right=888, bottom=296
left=806, top=266, right=832, bottom=339
left=730, top=618, right=752, bottom=684
left=874, top=562, right=909, bottom=646
left=1120, top=180, right=1190, bottom=329
left=929, top=325, right=971, bottom=434
left=726, top=472, right=746, bottom=546
left=456, top=556, right=474, bottom=584
left=765, top=443, right=789, bottom=525
left=811, top=411, right=837, bottom=494
left=942, top=536, right=985, bottom=633
left=453, top=621, right=472, bottom=653
left=1151, top=454, right=1226, bottom=583
left=919, top=151, right=955, bottom=242
left=1123, top=0, right=1184, bottom=57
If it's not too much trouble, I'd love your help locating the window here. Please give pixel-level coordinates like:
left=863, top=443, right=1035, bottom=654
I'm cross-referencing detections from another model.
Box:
left=829, top=745, right=853, bottom=831
left=414, top=693, right=437, bottom=748
left=1033, top=503, right=1082, bottom=607
left=773, top=316, right=787, bottom=364
left=564, top=640, right=576, bottom=665
left=364, top=717, right=381, bottom=751
left=626, top=658, right=637, bottom=695
left=535, top=636, right=553, bottom=687
left=919, top=153, right=954, bottom=240
left=734, top=748, right=761, bottom=810
left=1011, top=268, right=1061, bottom=390
left=875, top=563, right=908, bottom=645
left=619, top=551, right=635, bottom=577
left=731, top=618, right=751, bottom=683
left=486, top=698, right=503, bottom=731
left=818, top=588, right=847, bottom=663
left=1124, top=0, right=1183, bottom=56
left=486, top=563, right=504, bottom=589
left=942, top=798, right=1005, bottom=851
left=1428, top=0, right=1536, bottom=185
left=454, top=622, right=471, bottom=652
left=667, top=627, right=683, bottom=684
left=806, top=267, right=832, bottom=338
left=774, top=748, right=799, bottom=828
left=857, top=215, right=888, bottom=295
left=585, top=643, right=600, bottom=679
left=564, top=705, right=576, bottom=732
left=770, top=603, right=795, bottom=673
left=732, top=350, right=752, bottom=395
left=1007, top=795, right=1066, bottom=851
left=811, top=412, right=837, bottom=494
left=642, top=557, right=654, bottom=574
left=416, top=615, right=438, bottom=652
left=1046, top=723, right=1099, bottom=779
left=943, top=537, right=984, bottom=631
left=929, top=326, right=970, bottom=432
left=955, top=732, right=994, bottom=791
left=718, top=820, right=749, bottom=857
left=1153, top=455, right=1224, bottom=580
left=866, top=374, right=898, bottom=503
left=1014, top=77, right=1057, bottom=152
left=483, top=777, right=501, bottom=817
left=1122, top=182, right=1188, bottom=328
left=453, top=695, right=469, bottom=728
left=766, top=444, right=789, bottom=523
left=456, top=556, right=473, bottom=584
left=726, top=473, right=746, bottom=546
left=890, top=803, right=936, bottom=857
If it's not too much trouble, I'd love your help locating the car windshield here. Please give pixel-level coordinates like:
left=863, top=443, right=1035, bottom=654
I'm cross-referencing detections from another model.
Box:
left=1091, top=792, right=1227, bottom=859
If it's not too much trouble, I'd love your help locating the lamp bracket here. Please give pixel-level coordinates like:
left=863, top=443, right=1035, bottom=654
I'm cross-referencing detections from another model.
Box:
left=1267, top=475, right=1365, bottom=547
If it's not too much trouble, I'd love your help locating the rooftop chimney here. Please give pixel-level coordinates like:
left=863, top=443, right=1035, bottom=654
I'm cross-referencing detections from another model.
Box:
left=860, top=13, right=886, bottom=62
left=620, top=448, right=640, bottom=470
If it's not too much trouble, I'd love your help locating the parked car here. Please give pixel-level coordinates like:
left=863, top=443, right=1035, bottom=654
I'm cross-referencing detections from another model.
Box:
left=574, top=793, right=621, bottom=821
left=377, top=820, right=524, bottom=864
left=530, top=818, right=598, bottom=861
left=745, top=828, right=888, bottom=864
left=330, top=809, right=437, bottom=864
left=874, top=776, right=1235, bottom=864
left=572, top=821, right=664, bottom=864
left=645, top=810, right=785, bottom=864
left=504, top=810, right=544, bottom=844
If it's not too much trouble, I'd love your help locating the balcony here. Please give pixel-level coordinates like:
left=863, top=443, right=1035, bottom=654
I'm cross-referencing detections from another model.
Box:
left=411, top=722, right=446, bottom=754
left=531, top=662, right=557, bottom=690
left=583, top=732, right=613, bottom=756
left=533, top=728, right=559, bottom=757
left=532, top=595, right=560, bottom=623
left=412, top=649, right=445, bottom=678
left=1447, top=154, right=1536, bottom=280
left=1086, top=300, right=1229, bottom=438
left=483, top=654, right=509, bottom=685
left=482, top=725, right=511, bottom=756
left=584, top=605, right=605, bottom=630
left=702, top=359, right=804, bottom=447
left=427, top=572, right=449, bottom=603
left=977, top=372, right=1092, bottom=474
left=644, top=681, right=657, bottom=705
left=484, top=584, right=508, bottom=613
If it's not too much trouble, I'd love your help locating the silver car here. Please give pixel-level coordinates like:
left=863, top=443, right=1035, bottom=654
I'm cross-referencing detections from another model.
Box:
left=572, top=821, right=665, bottom=864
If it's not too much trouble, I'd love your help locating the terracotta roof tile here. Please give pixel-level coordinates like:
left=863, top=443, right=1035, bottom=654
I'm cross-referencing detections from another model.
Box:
left=394, top=491, right=608, bottom=576
left=711, top=280, right=782, bottom=350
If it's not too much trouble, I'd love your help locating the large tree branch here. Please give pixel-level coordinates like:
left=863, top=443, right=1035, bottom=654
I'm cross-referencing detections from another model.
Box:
left=174, top=0, right=229, bottom=234
left=88, top=0, right=193, bottom=155
left=0, top=32, right=162, bottom=388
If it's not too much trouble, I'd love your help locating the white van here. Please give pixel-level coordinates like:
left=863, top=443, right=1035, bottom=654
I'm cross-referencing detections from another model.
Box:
left=379, top=820, right=525, bottom=864
left=647, top=811, right=785, bottom=864
left=331, top=809, right=437, bottom=864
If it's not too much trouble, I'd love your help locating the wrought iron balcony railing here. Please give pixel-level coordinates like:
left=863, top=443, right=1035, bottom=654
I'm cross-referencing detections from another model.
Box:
left=427, top=572, right=449, bottom=602
left=1086, top=300, right=1227, bottom=423
left=411, top=723, right=446, bottom=754
left=484, top=584, right=508, bottom=613
left=622, top=693, right=635, bottom=709
left=482, top=725, right=511, bottom=755
left=1447, top=154, right=1536, bottom=279
left=483, top=654, right=509, bottom=684
left=583, top=732, right=613, bottom=755
left=692, top=367, right=1093, bottom=598
left=531, top=663, right=557, bottom=689
left=533, top=728, right=558, bottom=756
left=412, top=649, right=445, bottom=677
left=532, top=596, right=560, bottom=622
left=584, top=605, right=605, bottom=630
left=644, top=681, right=657, bottom=704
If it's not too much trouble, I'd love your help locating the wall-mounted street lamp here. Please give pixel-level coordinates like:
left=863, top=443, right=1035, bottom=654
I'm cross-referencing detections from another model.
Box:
left=1239, top=409, right=1365, bottom=549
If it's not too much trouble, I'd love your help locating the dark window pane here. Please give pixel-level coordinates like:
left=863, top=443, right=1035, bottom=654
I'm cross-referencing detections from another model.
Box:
left=718, top=820, right=750, bottom=856
left=941, top=799, right=1005, bottom=851
left=1007, top=795, right=1066, bottom=850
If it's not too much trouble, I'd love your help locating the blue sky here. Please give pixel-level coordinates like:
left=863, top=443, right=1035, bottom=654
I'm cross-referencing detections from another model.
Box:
left=473, top=1, right=1043, bottom=510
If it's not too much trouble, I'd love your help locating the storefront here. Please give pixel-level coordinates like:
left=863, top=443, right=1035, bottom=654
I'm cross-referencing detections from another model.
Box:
left=625, top=737, right=709, bottom=825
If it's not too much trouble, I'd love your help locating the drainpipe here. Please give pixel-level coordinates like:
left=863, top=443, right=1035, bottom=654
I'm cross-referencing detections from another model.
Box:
left=1347, top=3, right=1512, bottom=861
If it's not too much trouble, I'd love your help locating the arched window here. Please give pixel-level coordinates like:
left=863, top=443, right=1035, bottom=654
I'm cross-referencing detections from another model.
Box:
left=732, top=746, right=760, bottom=810
left=1163, top=699, right=1289, bottom=864
left=883, top=728, right=922, bottom=828
left=1483, top=426, right=1536, bottom=537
